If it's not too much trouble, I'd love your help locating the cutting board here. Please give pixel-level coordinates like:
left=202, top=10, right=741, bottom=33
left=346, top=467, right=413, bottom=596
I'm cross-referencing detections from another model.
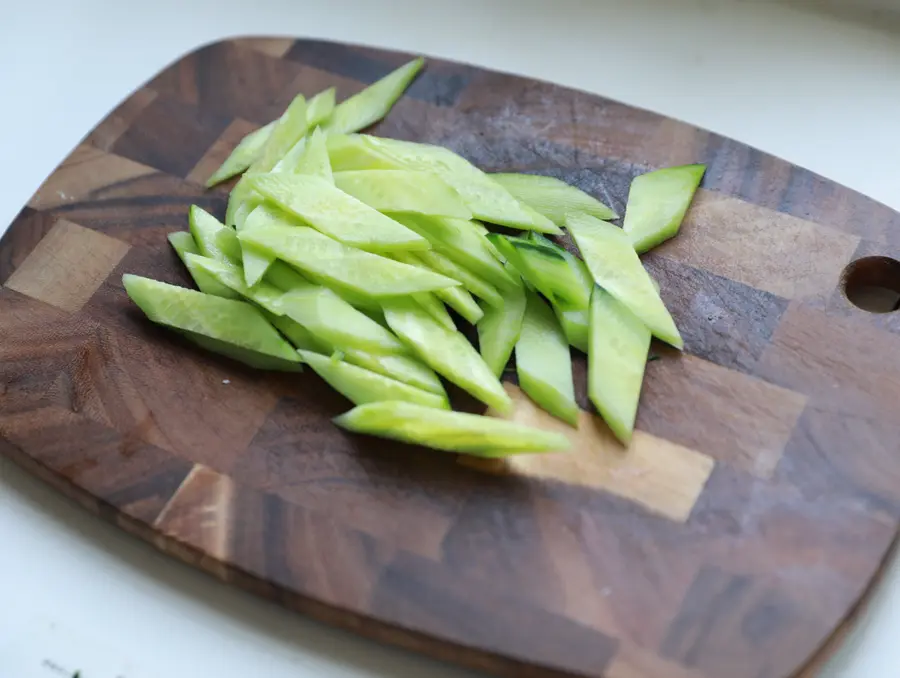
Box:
left=2, top=37, right=900, bottom=678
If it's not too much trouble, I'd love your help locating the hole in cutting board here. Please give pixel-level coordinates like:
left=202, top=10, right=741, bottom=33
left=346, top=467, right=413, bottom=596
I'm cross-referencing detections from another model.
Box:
left=842, top=256, right=900, bottom=313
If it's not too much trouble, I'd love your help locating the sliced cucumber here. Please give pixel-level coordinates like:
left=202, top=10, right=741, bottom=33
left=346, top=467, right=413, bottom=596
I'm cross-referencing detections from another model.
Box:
left=623, top=164, right=705, bottom=253
left=588, top=285, right=651, bottom=445
left=122, top=274, right=301, bottom=371
left=271, top=287, right=408, bottom=356
left=188, top=206, right=238, bottom=264
left=334, top=401, right=570, bottom=457
left=254, top=93, right=309, bottom=172
left=434, top=285, right=483, bottom=325
left=299, top=350, right=449, bottom=410
left=247, top=173, right=428, bottom=253
left=340, top=349, right=445, bottom=396
left=556, top=308, right=589, bottom=354
left=239, top=225, right=460, bottom=299
left=361, top=136, right=560, bottom=234
left=516, top=291, right=579, bottom=426
left=491, top=173, right=617, bottom=226
left=383, top=298, right=512, bottom=415
left=306, top=87, right=337, bottom=128
left=292, top=127, right=333, bottom=181
left=205, top=121, right=276, bottom=188
left=265, top=260, right=310, bottom=291
left=334, top=170, right=471, bottom=220
left=240, top=203, right=302, bottom=287
left=477, top=270, right=526, bottom=377
left=391, top=214, right=518, bottom=290
left=212, top=226, right=242, bottom=263
left=410, top=291, right=456, bottom=330
left=324, top=58, right=424, bottom=135
left=327, top=133, right=402, bottom=172
left=168, top=232, right=238, bottom=299
left=506, top=236, right=591, bottom=311
left=567, top=213, right=682, bottom=349
left=415, top=250, right=503, bottom=308
left=269, top=314, right=327, bottom=352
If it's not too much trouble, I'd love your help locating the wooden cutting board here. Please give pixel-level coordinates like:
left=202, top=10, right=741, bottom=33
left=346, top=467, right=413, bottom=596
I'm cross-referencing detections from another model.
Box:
left=2, top=37, right=899, bottom=678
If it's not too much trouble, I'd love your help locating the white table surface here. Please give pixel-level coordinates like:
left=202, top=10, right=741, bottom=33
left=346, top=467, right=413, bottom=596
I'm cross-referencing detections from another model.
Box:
left=3, top=1, right=900, bottom=676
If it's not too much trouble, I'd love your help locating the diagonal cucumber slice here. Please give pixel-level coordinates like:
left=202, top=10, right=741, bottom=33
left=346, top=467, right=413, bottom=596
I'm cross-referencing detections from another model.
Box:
left=271, top=287, right=408, bottom=356
left=623, top=164, right=705, bottom=253
left=122, top=274, right=301, bottom=371
left=247, top=173, right=428, bottom=253
left=183, top=254, right=286, bottom=315
left=240, top=203, right=305, bottom=287
left=506, top=236, right=591, bottom=311
left=410, top=292, right=455, bottom=330
left=588, top=285, right=652, bottom=445
left=477, top=270, right=526, bottom=377
left=491, top=173, right=618, bottom=225
left=383, top=298, right=512, bottom=415
left=189, top=206, right=238, bottom=264
left=434, top=285, right=483, bottom=325
left=299, top=350, right=449, bottom=410
left=205, top=121, right=276, bottom=188
left=292, top=127, right=333, bottom=181
left=324, top=58, right=424, bottom=135
left=334, top=401, right=570, bottom=457
left=516, top=291, right=579, bottom=426
left=334, top=170, right=471, bottom=219
left=340, top=350, right=445, bottom=396
left=240, top=225, right=460, bottom=299
left=306, top=87, right=337, bottom=128
left=269, top=314, right=327, bottom=352
left=255, top=93, right=309, bottom=172
left=567, top=213, right=682, bottom=349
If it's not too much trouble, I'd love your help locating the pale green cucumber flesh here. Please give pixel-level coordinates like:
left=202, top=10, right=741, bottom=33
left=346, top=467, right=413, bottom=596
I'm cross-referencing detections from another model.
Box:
left=265, top=260, right=310, bottom=291
left=391, top=214, right=517, bottom=290
left=508, top=237, right=590, bottom=311
left=341, top=350, right=445, bottom=396
left=213, top=227, right=243, bottom=262
left=588, top=285, right=652, bottom=444
left=240, top=203, right=304, bottom=286
left=271, top=287, right=408, bottom=356
left=383, top=298, right=512, bottom=415
left=299, top=350, right=449, bottom=410
left=182, top=331, right=301, bottom=372
left=334, top=401, right=570, bottom=457
left=491, top=172, right=618, bottom=225
left=477, top=280, right=526, bottom=377
left=306, top=87, right=337, bottom=128
left=183, top=254, right=286, bottom=315
left=205, top=121, right=275, bottom=188
left=415, top=250, right=503, bottom=308
left=556, top=308, right=590, bottom=354
left=326, top=133, right=404, bottom=172
left=515, top=291, right=579, bottom=426
left=292, top=127, right=333, bottom=181
left=123, top=275, right=300, bottom=368
left=361, top=136, right=560, bottom=233
left=189, top=206, right=238, bottom=264
left=567, top=213, right=682, bottom=348
left=240, top=225, right=459, bottom=299
left=435, top=285, right=483, bottom=325
left=410, top=292, right=455, bottom=330
left=333, top=170, right=471, bottom=220
left=624, top=164, right=705, bottom=253
left=255, top=93, right=309, bottom=172
left=247, top=172, right=428, bottom=252
left=324, top=58, right=424, bottom=135
left=269, top=314, right=327, bottom=352
left=168, top=232, right=238, bottom=299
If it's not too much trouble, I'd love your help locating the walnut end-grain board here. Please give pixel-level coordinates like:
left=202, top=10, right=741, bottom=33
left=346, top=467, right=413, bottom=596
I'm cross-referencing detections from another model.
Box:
left=3, top=37, right=900, bottom=678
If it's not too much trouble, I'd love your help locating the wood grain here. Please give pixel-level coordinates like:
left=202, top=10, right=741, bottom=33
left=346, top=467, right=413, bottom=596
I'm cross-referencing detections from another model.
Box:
left=2, top=36, right=899, bottom=678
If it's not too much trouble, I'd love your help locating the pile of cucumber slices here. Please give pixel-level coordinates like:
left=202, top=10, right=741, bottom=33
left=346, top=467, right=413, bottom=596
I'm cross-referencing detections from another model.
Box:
left=124, top=57, right=704, bottom=457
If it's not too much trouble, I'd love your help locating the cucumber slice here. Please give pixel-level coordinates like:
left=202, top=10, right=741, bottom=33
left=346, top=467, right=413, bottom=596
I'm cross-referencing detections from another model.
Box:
left=383, top=298, right=512, bottom=415
left=334, top=170, right=472, bottom=220
left=299, top=350, right=449, bottom=410
left=516, top=291, right=579, bottom=426
left=255, top=93, right=309, bottom=172
left=391, top=214, right=518, bottom=291
left=567, top=213, right=682, bottom=349
left=361, top=136, right=560, bottom=234
left=188, top=206, right=238, bottom=264
left=477, top=270, right=526, bottom=377
left=623, top=164, right=705, bottom=253
left=212, top=226, right=242, bottom=263
left=341, top=349, right=445, bottom=396
left=247, top=173, right=428, bottom=253
left=168, top=232, right=239, bottom=299
left=270, top=314, right=327, bottom=352
left=415, top=250, right=503, bottom=308
left=122, top=274, right=301, bottom=371
left=491, top=173, right=618, bottom=225
left=264, top=260, right=310, bottom=291
left=484, top=233, right=527, bottom=274
left=292, top=127, right=333, bottom=181
left=271, top=287, right=408, bottom=356
left=556, top=308, right=589, bottom=354
left=239, top=225, right=460, bottom=299
left=324, top=58, right=424, bottom=135
left=205, top=121, right=276, bottom=188
left=240, top=204, right=289, bottom=287
left=588, top=285, right=652, bottom=445
left=435, top=285, right=483, bottom=325
left=506, top=236, right=591, bottom=311
left=410, top=292, right=456, bottom=330
left=272, top=136, right=307, bottom=173
left=334, top=401, right=570, bottom=457
left=326, top=133, right=402, bottom=172
left=183, top=254, right=287, bottom=315
left=306, top=87, right=337, bottom=128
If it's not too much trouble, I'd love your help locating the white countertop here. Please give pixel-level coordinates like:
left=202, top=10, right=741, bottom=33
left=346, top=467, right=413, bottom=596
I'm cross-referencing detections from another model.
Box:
left=3, top=1, right=900, bottom=676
